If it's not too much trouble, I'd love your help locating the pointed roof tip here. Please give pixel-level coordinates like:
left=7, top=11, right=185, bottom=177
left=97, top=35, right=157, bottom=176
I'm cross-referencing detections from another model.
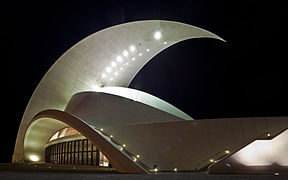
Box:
left=218, top=36, right=227, bottom=43
left=205, top=30, right=226, bottom=43
left=184, top=22, right=227, bottom=43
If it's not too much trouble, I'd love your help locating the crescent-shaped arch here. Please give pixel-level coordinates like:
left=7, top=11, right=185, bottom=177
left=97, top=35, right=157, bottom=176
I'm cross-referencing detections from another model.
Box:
left=25, top=109, right=148, bottom=173
left=13, top=20, right=225, bottom=162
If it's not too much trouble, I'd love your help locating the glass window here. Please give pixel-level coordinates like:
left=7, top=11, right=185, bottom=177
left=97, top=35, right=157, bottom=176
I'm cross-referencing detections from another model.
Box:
left=88, top=141, right=92, bottom=151
left=45, top=138, right=110, bottom=167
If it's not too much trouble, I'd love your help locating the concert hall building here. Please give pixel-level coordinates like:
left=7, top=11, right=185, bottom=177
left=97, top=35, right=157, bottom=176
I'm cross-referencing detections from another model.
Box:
left=13, top=20, right=288, bottom=174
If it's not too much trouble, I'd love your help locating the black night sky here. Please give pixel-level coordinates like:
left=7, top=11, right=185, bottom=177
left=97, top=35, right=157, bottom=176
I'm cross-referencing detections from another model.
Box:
left=2, top=1, right=288, bottom=163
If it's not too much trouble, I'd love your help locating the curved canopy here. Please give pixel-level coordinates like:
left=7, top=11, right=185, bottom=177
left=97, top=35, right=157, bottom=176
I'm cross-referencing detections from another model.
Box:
left=14, top=20, right=224, bottom=162
left=24, top=109, right=147, bottom=173
left=97, top=87, right=193, bottom=120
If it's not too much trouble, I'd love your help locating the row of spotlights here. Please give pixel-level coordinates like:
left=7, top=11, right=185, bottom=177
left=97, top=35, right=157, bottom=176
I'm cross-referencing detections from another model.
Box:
left=209, top=150, right=230, bottom=163
left=103, top=46, right=139, bottom=78
left=99, top=128, right=144, bottom=168
left=102, top=47, right=142, bottom=81
left=154, top=168, right=177, bottom=172
left=100, top=31, right=163, bottom=83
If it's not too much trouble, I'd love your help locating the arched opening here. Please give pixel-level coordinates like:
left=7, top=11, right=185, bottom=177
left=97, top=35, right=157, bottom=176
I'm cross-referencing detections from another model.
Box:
left=23, top=109, right=148, bottom=173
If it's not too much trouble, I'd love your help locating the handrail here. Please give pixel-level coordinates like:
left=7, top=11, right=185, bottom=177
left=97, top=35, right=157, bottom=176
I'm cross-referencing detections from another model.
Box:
left=207, top=128, right=288, bottom=173
left=217, top=127, right=288, bottom=162
left=194, top=129, right=287, bottom=170
left=96, top=128, right=151, bottom=171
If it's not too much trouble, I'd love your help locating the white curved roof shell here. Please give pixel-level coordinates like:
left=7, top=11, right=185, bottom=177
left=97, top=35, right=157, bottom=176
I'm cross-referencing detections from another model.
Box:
left=97, top=87, right=192, bottom=120
left=14, top=20, right=224, bottom=160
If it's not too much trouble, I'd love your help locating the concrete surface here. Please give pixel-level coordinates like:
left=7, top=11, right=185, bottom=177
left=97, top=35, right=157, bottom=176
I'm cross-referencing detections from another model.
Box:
left=1, top=163, right=287, bottom=180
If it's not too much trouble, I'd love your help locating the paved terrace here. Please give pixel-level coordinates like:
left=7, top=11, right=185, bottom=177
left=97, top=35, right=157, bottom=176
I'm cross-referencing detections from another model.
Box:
left=0, top=163, right=287, bottom=180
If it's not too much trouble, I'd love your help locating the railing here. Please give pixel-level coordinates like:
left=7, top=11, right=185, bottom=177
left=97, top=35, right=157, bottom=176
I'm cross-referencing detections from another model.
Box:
left=94, top=128, right=151, bottom=172
left=194, top=150, right=229, bottom=170
left=194, top=130, right=281, bottom=170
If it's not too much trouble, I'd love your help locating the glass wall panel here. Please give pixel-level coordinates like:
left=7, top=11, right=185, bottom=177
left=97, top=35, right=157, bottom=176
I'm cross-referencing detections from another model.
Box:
left=45, top=139, right=111, bottom=167
left=93, top=151, right=97, bottom=166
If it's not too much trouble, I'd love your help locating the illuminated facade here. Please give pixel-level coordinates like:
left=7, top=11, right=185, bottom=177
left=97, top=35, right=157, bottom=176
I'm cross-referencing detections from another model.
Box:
left=13, top=20, right=287, bottom=174
left=45, top=127, right=110, bottom=167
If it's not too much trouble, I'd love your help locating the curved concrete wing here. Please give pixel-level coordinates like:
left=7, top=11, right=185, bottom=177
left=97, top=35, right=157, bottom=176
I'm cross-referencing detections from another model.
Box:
left=64, top=91, right=187, bottom=127
left=25, top=109, right=148, bottom=173
left=13, top=20, right=224, bottom=162
left=96, top=87, right=192, bottom=120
